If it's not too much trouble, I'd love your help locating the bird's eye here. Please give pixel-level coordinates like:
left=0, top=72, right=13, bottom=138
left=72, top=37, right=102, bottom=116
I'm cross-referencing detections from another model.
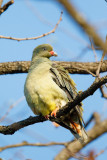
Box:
left=43, top=47, right=46, bottom=51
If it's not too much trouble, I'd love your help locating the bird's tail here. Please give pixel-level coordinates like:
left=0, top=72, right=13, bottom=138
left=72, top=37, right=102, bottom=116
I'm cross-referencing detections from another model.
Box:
left=69, top=121, right=88, bottom=144
left=62, top=108, right=88, bottom=144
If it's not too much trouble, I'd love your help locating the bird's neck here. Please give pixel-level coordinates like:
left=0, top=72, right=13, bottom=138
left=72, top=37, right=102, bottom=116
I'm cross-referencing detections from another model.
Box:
left=29, top=57, right=51, bottom=70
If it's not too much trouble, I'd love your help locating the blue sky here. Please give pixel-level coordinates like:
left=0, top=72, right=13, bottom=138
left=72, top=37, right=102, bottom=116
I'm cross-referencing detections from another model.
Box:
left=0, top=0, right=107, bottom=159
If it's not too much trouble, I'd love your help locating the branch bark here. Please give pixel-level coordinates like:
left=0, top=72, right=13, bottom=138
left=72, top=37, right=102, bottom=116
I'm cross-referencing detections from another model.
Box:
left=58, top=0, right=107, bottom=53
left=0, top=116, right=46, bottom=135
left=0, top=60, right=107, bottom=75
left=0, top=76, right=106, bottom=135
left=0, top=0, right=14, bottom=15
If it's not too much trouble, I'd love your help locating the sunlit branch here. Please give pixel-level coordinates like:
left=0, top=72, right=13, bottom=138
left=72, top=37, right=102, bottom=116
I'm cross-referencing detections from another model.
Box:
left=0, top=76, right=106, bottom=135
left=0, top=0, right=14, bottom=15
left=0, top=60, right=107, bottom=75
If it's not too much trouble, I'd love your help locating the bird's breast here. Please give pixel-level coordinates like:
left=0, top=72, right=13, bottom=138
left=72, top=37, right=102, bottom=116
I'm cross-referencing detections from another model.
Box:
left=24, top=62, right=68, bottom=115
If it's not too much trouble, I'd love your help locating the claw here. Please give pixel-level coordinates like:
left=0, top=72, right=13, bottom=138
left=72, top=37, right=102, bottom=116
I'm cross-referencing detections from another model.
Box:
left=45, top=115, right=49, bottom=120
left=52, top=122, right=59, bottom=127
left=51, top=108, right=58, bottom=117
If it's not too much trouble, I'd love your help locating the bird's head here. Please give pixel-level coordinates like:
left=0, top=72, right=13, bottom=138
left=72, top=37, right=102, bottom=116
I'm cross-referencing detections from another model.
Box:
left=32, top=44, right=57, bottom=60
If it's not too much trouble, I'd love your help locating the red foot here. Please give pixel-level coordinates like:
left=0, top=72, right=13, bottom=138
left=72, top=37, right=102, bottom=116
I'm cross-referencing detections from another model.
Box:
left=45, top=115, right=49, bottom=120
left=52, top=122, right=60, bottom=127
left=51, top=108, right=58, bottom=117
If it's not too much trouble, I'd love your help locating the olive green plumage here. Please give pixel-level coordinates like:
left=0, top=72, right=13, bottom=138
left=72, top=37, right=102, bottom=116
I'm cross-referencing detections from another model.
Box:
left=24, top=44, right=88, bottom=143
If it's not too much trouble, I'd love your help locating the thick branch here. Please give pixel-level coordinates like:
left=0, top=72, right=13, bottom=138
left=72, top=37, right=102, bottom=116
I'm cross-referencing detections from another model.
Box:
left=55, top=119, right=107, bottom=160
left=0, top=60, right=107, bottom=75
left=0, top=0, right=14, bottom=15
left=0, top=116, right=46, bottom=135
left=0, top=76, right=106, bottom=135
left=58, top=0, right=107, bottom=53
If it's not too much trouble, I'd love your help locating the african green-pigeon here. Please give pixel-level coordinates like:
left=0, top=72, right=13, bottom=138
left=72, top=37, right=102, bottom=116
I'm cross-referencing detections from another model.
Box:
left=24, top=44, right=88, bottom=143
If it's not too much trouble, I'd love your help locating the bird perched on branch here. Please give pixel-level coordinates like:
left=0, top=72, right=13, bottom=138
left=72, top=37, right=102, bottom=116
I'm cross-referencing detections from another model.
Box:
left=24, top=44, right=88, bottom=143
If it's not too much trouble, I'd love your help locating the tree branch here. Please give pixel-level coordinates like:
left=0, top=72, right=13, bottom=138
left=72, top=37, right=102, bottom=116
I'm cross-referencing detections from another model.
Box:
left=55, top=118, right=107, bottom=160
left=0, top=0, right=3, bottom=8
left=0, top=76, right=106, bottom=135
left=58, top=0, right=107, bottom=53
left=55, top=75, right=107, bottom=118
left=0, top=60, right=107, bottom=75
left=0, top=141, right=67, bottom=152
left=0, top=0, right=14, bottom=15
left=0, top=12, right=62, bottom=41
left=0, top=116, right=46, bottom=135
left=96, top=36, right=107, bottom=77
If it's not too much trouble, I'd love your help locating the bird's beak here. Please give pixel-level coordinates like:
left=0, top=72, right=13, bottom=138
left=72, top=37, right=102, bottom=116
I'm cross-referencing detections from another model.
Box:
left=49, top=51, right=57, bottom=57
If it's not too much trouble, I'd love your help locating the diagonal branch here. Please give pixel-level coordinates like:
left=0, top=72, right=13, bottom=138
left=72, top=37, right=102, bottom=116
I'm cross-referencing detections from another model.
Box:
left=55, top=75, right=107, bottom=118
left=0, top=0, right=14, bottom=15
left=0, top=116, right=46, bottom=135
left=0, top=12, right=62, bottom=41
left=0, top=76, right=106, bottom=135
left=54, top=118, right=107, bottom=160
left=0, top=60, right=107, bottom=75
left=58, top=0, right=107, bottom=53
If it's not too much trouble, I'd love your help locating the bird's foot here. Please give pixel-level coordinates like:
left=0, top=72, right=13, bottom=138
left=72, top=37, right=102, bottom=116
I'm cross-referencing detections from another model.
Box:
left=51, top=108, right=59, bottom=117
left=44, top=115, right=50, bottom=120
left=52, top=122, right=60, bottom=127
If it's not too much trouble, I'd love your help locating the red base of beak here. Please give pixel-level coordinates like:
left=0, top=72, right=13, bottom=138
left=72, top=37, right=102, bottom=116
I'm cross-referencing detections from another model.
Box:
left=49, top=51, right=57, bottom=56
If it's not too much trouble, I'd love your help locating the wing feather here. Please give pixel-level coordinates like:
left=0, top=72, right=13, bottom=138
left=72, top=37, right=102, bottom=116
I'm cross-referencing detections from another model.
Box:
left=50, top=64, right=84, bottom=124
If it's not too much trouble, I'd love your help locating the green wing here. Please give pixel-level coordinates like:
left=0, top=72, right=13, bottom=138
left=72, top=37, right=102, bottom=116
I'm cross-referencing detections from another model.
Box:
left=50, top=65, right=77, bottom=100
left=50, top=64, right=84, bottom=124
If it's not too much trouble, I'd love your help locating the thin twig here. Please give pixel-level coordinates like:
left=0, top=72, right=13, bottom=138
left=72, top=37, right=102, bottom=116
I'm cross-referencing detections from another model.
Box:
left=0, top=12, right=63, bottom=41
left=0, top=96, right=25, bottom=122
left=90, top=38, right=98, bottom=62
left=84, top=114, right=94, bottom=128
left=70, top=65, right=96, bottom=77
left=91, top=36, right=107, bottom=99
left=94, top=147, right=107, bottom=158
left=96, top=36, right=107, bottom=77
left=95, top=36, right=107, bottom=99
left=100, top=86, right=107, bottom=99
left=0, top=141, right=67, bottom=152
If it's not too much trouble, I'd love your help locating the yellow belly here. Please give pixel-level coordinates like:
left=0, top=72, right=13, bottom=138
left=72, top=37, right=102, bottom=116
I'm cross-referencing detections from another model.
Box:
left=24, top=62, right=68, bottom=116
left=29, top=93, right=57, bottom=116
